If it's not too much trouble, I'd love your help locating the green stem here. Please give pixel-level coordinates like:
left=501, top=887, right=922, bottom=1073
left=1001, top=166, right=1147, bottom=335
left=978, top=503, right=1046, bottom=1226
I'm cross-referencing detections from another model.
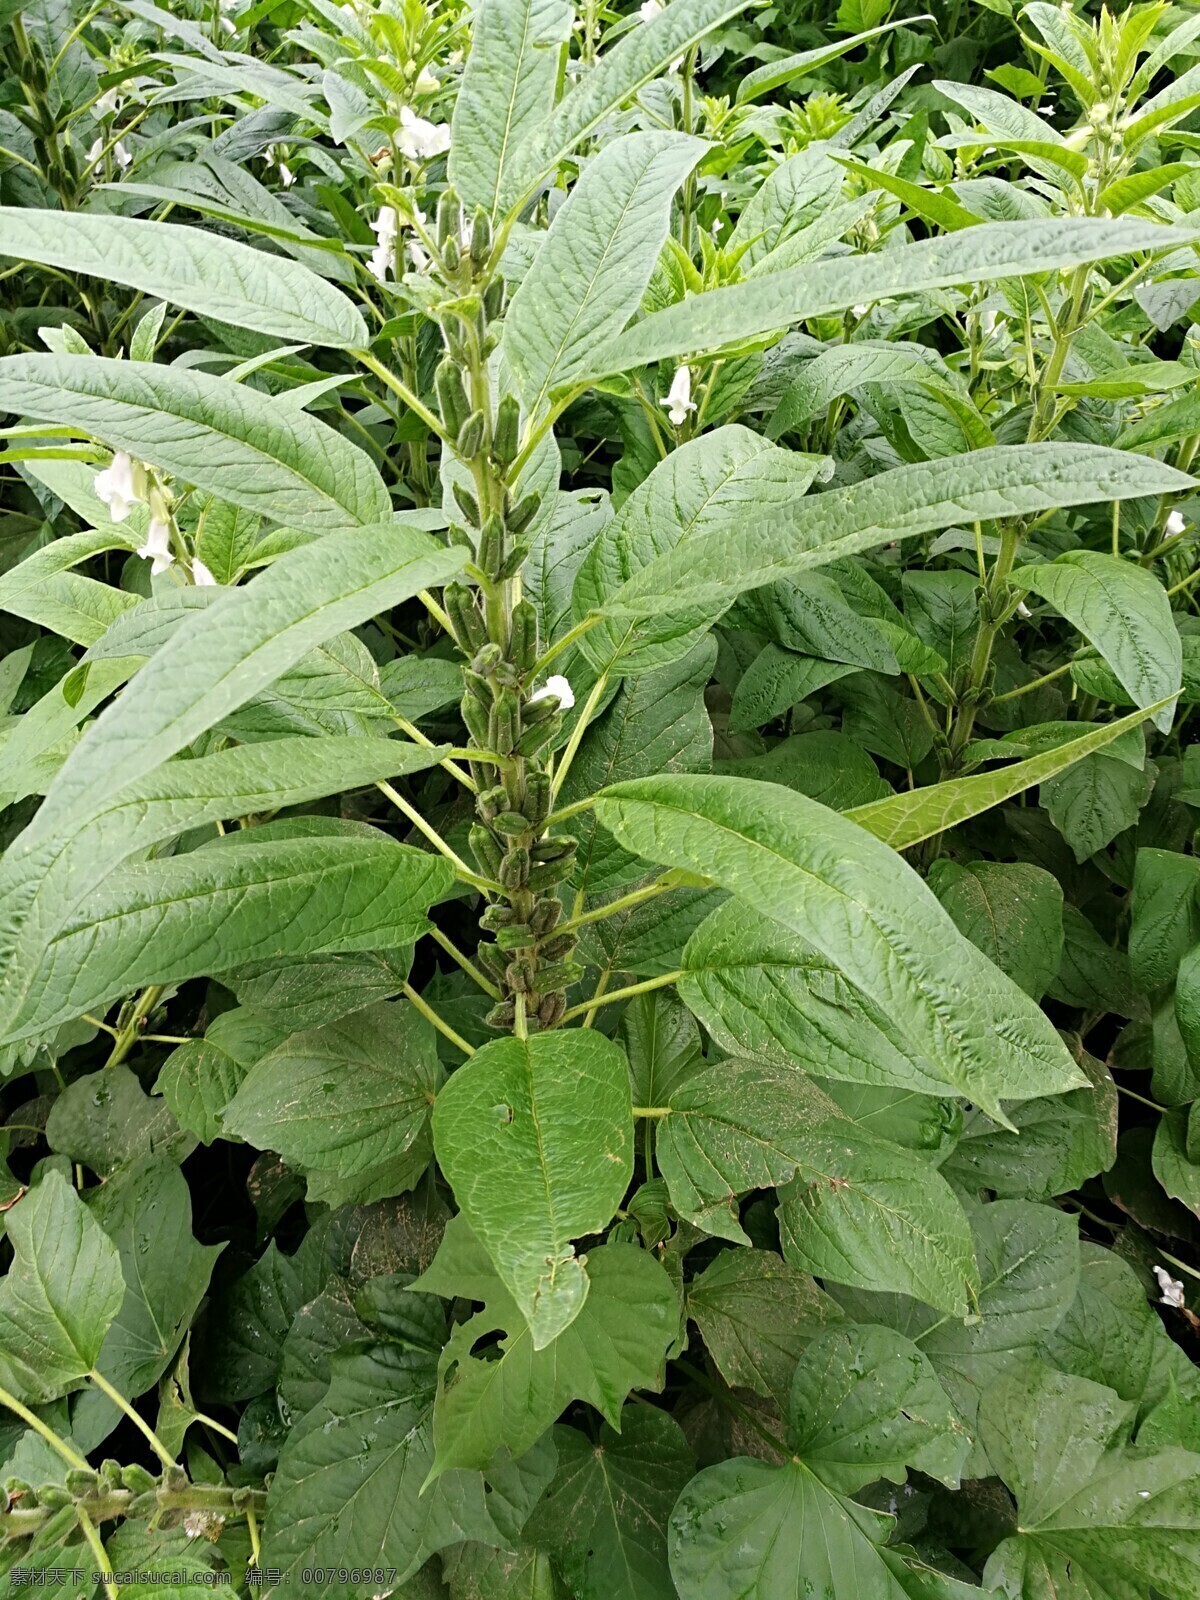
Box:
left=631, top=1106, right=671, bottom=1118
left=390, top=713, right=477, bottom=793
left=76, top=1504, right=118, bottom=1599
left=428, top=925, right=501, bottom=998
left=551, top=671, right=609, bottom=801
left=87, top=1369, right=174, bottom=1469
left=354, top=350, right=448, bottom=441
left=376, top=780, right=490, bottom=889
left=104, top=986, right=163, bottom=1069
left=559, top=970, right=684, bottom=1024
left=0, top=1383, right=89, bottom=1470
left=531, top=612, right=605, bottom=677
left=402, top=982, right=475, bottom=1055
left=947, top=521, right=1022, bottom=765
left=557, top=878, right=675, bottom=938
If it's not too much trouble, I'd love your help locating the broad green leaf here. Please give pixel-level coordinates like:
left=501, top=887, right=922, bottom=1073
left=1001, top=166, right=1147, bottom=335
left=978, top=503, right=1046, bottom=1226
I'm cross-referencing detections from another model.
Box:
left=449, top=0, right=572, bottom=217
left=726, top=144, right=844, bottom=267
left=1042, top=748, right=1154, bottom=861
left=200, top=1238, right=327, bottom=1404
left=686, top=1248, right=843, bottom=1408
left=227, top=949, right=416, bottom=1032
left=431, top=1031, right=634, bottom=1347
left=505, top=131, right=705, bottom=417
left=264, top=1340, right=528, bottom=1593
left=777, top=1128, right=978, bottom=1315
left=416, top=1223, right=675, bottom=1474
left=499, top=0, right=754, bottom=210
left=588, top=447, right=1191, bottom=631
left=155, top=1010, right=285, bottom=1145
left=944, top=1049, right=1117, bottom=1203
left=562, top=638, right=716, bottom=902
left=224, top=1003, right=440, bottom=1205
left=618, top=989, right=703, bottom=1109
left=729, top=647, right=857, bottom=733
left=442, top=1541, right=561, bottom=1600
left=525, top=1409, right=694, bottom=1600
left=597, top=219, right=1198, bottom=371
left=1020, top=552, right=1180, bottom=732
left=0, top=528, right=140, bottom=646
left=1129, top=848, right=1200, bottom=995
left=1153, top=1107, right=1200, bottom=1219
left=46, top=1064, right=187, bottom=1176
left=980, top=1361, right=1200, bottom=1600
left=735, top=18, right=916, bottom=103
left=0, top=210, right=367, bottom=348
left=715, top=731, right=889, bottom=812
left=0, top=1171, right=124, bottom=1402
left=0, top=355, right=391, bottom=533
left=5, top=830, right=453, bottom=1042
left=573, top=426, right=830, bottom=674
left=73, top=1157, right=222, bottom=1451
left=769, top=342, right=970, bottom=438
left=596, top=774, right=1086, bottom=1122
left=847, top=700, right=1172, bottom=849
left=655, top=1058, right=843, bottom=1240
left=929, top=860, right=1063, bottom=999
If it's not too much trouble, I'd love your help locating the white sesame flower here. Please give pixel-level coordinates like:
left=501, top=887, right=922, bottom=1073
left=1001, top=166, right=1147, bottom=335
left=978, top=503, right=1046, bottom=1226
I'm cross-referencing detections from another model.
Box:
left=95, top=87, right=120, bottom=117
left=367, top=206, right=400, bottom=281
left=1016, top=600, right=1032, bottom=619
left=191, top=557, right=218, bottom=586
left=530, top=674, right=575, bottom=710
left=1166, top=509, right=1186, bottom=537
left=852, top=303, right=870, bottom=318
left=662, top=364, right=696, bottom=427
left=137, top=515, right=175, bottom=576
left=1154, top=1265, right=1186, bottom=1309
left=397, top=106, right=451, bottom=161
left=93, top=451, right=143, bottom=521
left=640, top=0, right=664, bottom=17
left=279, top=163, right=295, bottom=187
left=409, top=239, right=431, bottom=272
left=113, top=140, right=132, bottom=170
left=979, top=308, right=998, bottom=336
left=415, top=66, right=440, bottom=95
left=86, top=136, right=103, bottom=164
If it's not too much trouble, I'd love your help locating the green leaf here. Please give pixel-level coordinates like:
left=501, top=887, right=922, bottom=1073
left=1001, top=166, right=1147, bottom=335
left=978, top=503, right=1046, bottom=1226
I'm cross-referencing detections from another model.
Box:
left=654, top=1057, right=843, bottom=1240
left=0, top=528, right=140, bottom=646
left=415, top=1221, right=676, bottom=1474
left=669, top=1325, right=968, bottom=1600
left=264, top=1339, right=527, bottom=1593
left=929, top=860, right=1063, bottom=999
left=431, top=1031, right=634, bottom=1347
left=525, top=1408, right=695, bottom=1600
left=847, top=700, right=1172, bottom=850
left=74, top=1157, right=222, bottom=1451
left=586, top=447, right=1191, bottom=632
left=980, top=1361, right=1200, bottom=1600
left=1153, top=1106, right=1200, bottom=1219
left=0, top=210, right=367, bottom=348
left=0, top=1171, right=124, bottom=1402
left=618, top=988, right=703, bottom=1109
left=1129, top=848, right=1200, bottom=995
left=1020, top=552, right=1181, bottom=732
left=598, top=219, right=1198, bottom=371
left=200, top=1238, right=326, bottom=1404
left=729, top=647, right=857, bottom=733
left=0, top=355, right=391, bottom=533
left=499, top=0, right=754, bottom=211
left=46, top=1064, right=188, bottom=1176
left=6, top=829, right=453, bottom=1042
left=596, top=774, right=1086, bottom=1122
left=574, top=425, right=829, bottom=675
left=504, top=131, right=704, bottom=417
left=1042, top=748, right=1154, bottom=861
left=223, top=1003, right=441, bottom=1205
left=154, top=1009, right=286, bottom=1145
left=777, top=1127, right=978, bottom=1316
left=449, top=0, right=572, bottom=218
left=715, top=731, right=890, bottom=812
left=686, top=1248, right=844, bottom=1407
left=735, top=18, right=915, bottom=103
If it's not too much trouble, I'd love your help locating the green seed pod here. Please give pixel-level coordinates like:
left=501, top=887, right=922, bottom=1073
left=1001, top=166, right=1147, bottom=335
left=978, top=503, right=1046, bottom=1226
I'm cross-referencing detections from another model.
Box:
left=486, top=999, right=516, bottom=1030
left=492, top=810, right=532, bottom=837
left=528, top=854, right=575, bottom=891
left=470, top=205, right=492, bottom=267
left=120, top=1463, right=158, bottom=1493
left=524, top=771, right=552, bottom=829
left=446, top=522, right=475, bottom=551
left=509, top=600, right=538, bottom=672
left=489, top=688, right=521, bottom=754
left=483, top=274, right=506, bottom=322
left=538, top=930, right=577, bottom=961
left=531, top=834, right=577, bottom=863
left=437, top=189, right=461, bottom=247
left=445, top=581, right=487, bottom=652
left=435, top=359, right=470, bottom=437
left=452, top=480, right=481, bottom=527
left=100, top=1460, right=124, bottom=1489
left=491, top=393, right=520, bottom=468
left=4, top=1477, right=31, bottom=1499
left=456, top=408, right=486, bottom=459
left=460, top=693, right=491, bottom=747
left=65, top=1469, right=100, bottom=1496
left=462, top=671, right=492, bottom=708
left=478, top=942, right=509, bottom=983
left=477, top=785, right=508, bottom=822
left=480, top=901, right=517, bottom=929
left=477, top=512, right=506, bottom=580
left=507, top=490, right=541, bottom=536
left=470, top=642, right=503, bottom=676
left=495, top=541, right=530, bottom=583
left=495, top=924, right=535, bottom=950
left=534, top=959, right=583, bottom=991
left=515, top=715, right=560, bottom=758
left=442, top=234, right=461, bottom=272
left=469, top=823, right=503, bottom=878
left=522, top=693, right=560, bottom=726
left=505, top=957, right=535, bottom=993
left=34, top=1485, right=72, bottom=1509
left=498, top=845, right=530, bottom=889
left=538, top=991, right=567, bottom=1029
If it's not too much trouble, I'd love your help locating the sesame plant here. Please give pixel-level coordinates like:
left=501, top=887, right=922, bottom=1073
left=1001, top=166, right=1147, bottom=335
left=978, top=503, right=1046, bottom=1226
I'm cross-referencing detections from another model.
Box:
left=1, top=0, right=1200, bottom=1595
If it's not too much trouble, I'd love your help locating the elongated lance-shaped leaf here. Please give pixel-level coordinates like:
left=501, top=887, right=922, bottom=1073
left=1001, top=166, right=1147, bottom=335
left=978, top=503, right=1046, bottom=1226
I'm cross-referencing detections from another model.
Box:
left=499, top=0, right=755, bottom=211
left=0, top=355, right=391, bottom=533
left=594, top=774, right=1086, bottom=1122
left=449, top=0, right=573, bottom=218
left=594, top=218, right=1199, bottom=372
left=592, top=444, right=1193, bottom=626
left=736, top=17, right=920, bottom=103
left=0, top=523, right=464, bottom=1044
left=846, top=699, right=1175, bottom=850
left=0, top=210, right=368, bottom=348
left=6, top=830, right=454, bottom=1042
left=504, top=130, right=706, bottom=418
